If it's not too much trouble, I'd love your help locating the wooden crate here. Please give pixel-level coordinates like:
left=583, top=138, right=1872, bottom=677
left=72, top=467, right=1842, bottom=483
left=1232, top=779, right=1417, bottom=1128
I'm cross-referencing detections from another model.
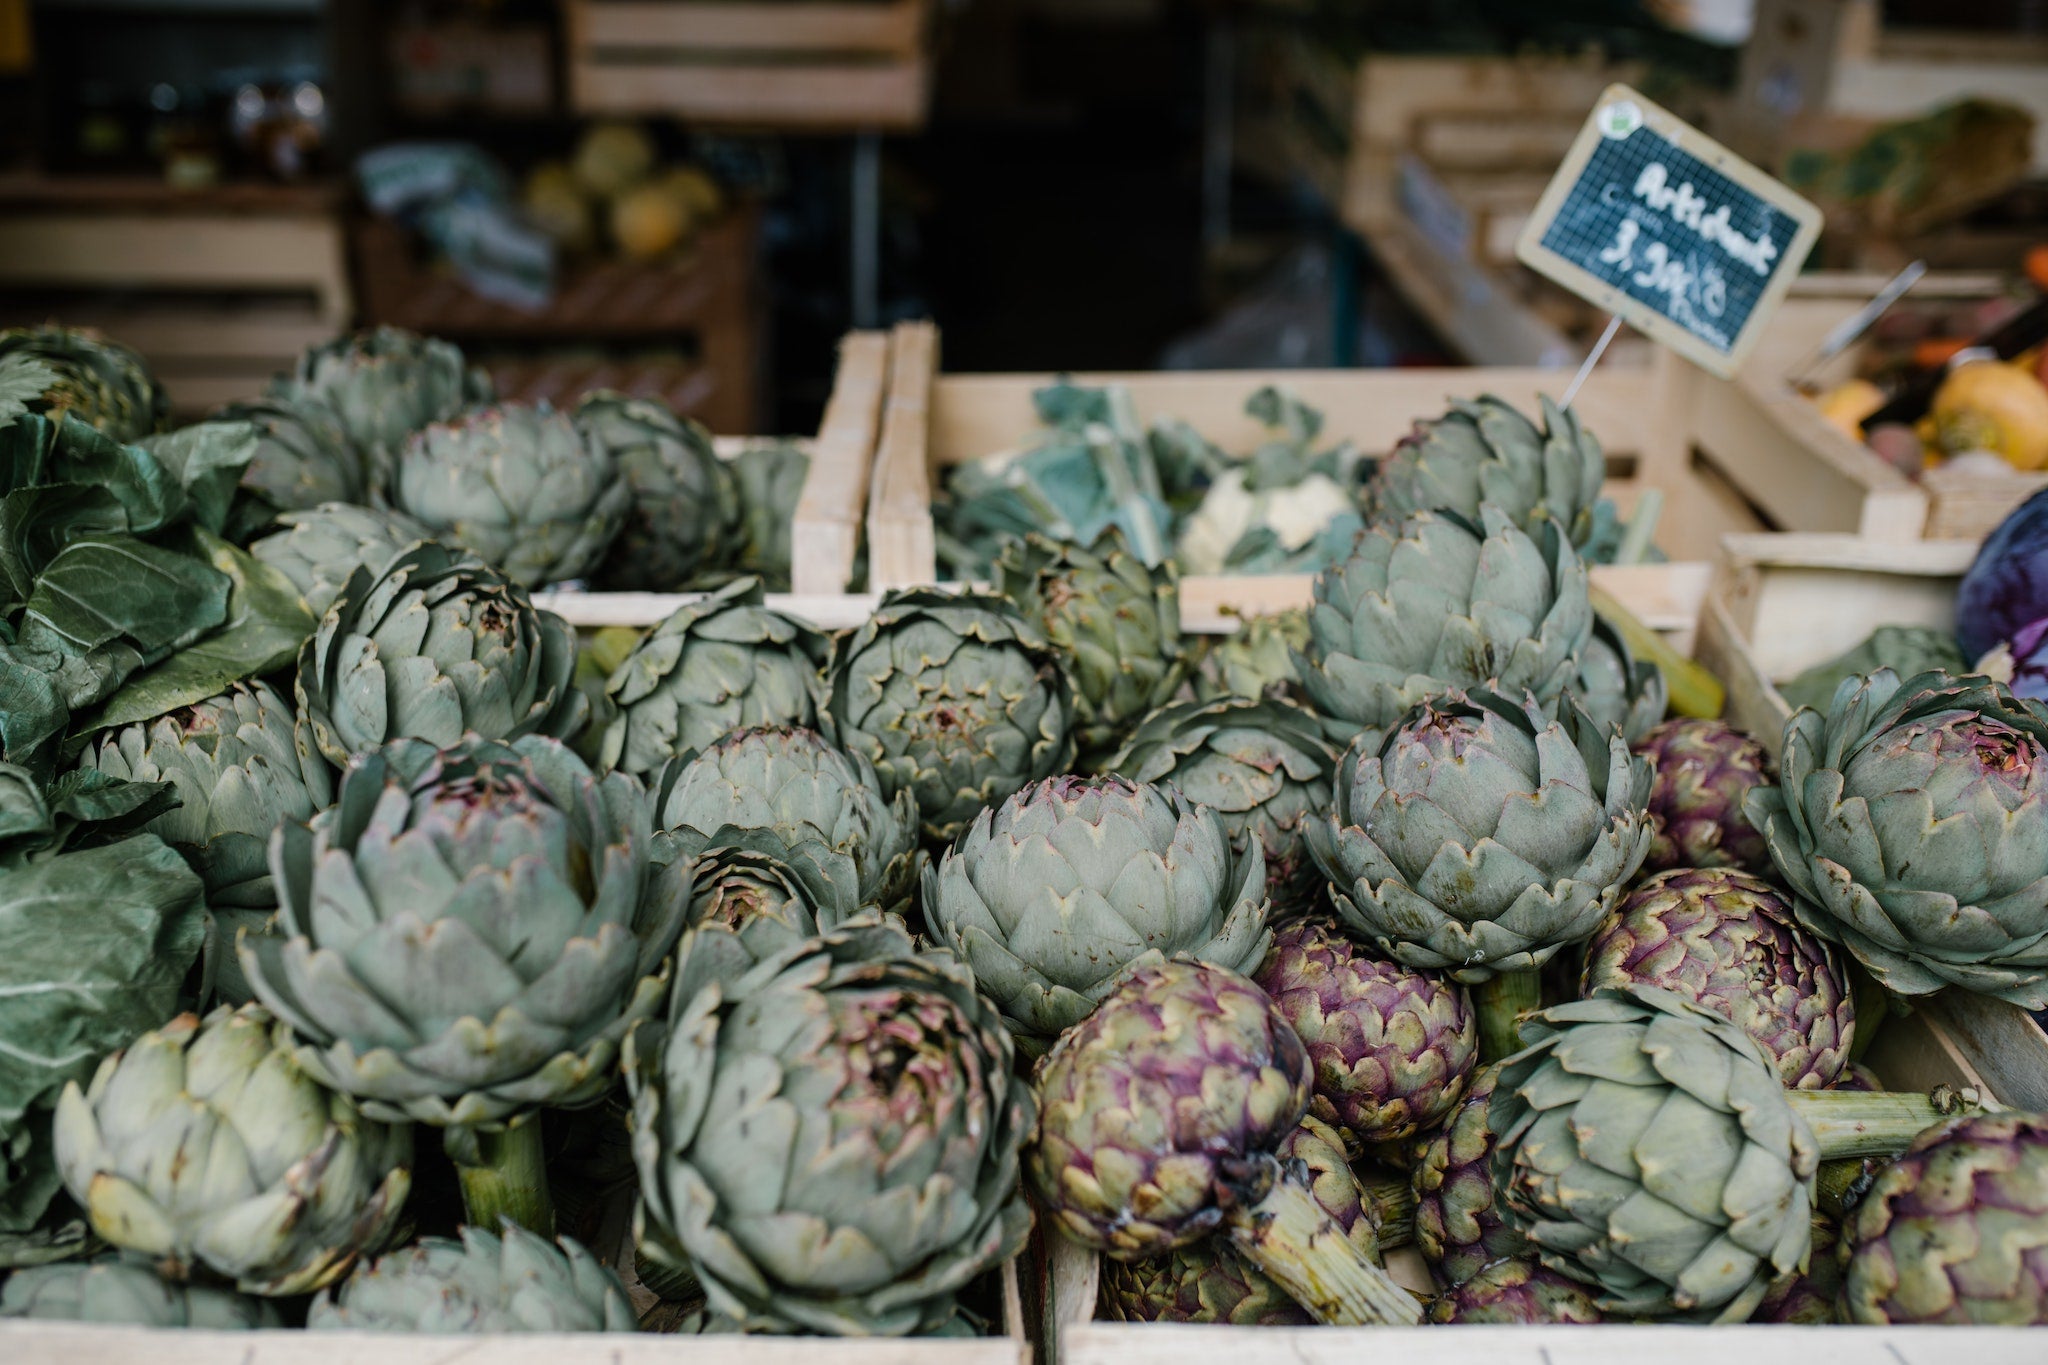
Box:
left=0, top=177, right=351, bottom=418
left=563, top=0, right=933, bottom=131
left=856, top=322, right=1955, bottom=644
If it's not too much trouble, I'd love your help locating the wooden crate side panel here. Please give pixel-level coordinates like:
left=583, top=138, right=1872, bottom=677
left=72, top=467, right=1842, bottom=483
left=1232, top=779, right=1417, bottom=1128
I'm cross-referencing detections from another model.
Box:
left=1350, top=54, right=1643, bottom=153
left=1921, top=466, right=2048, bottom=542
left=568, top=59, right=929, bottom=129
left=791, top=331, right=891, bottom=596
left=576, top=0, right=926, bottom=55
left=867, top=319, right=939, bottom=591
left=0, top=215, right=351, bottom=321
left=1738, top=564, right=1963, bottom=679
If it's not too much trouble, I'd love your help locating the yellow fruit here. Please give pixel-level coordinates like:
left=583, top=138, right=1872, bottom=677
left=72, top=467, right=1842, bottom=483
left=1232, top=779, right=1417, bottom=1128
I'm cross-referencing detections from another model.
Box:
left=611, top=183, right=692, bottom=261
left=1931, top=360, right=2048, bottom=471
left=572, top=122, right=656, bottom=198
left=656, top=165, right=724, bottom=220
left=1814, top=379, right=1885, bottom=438
left=523, top=161, right=596, bottom=255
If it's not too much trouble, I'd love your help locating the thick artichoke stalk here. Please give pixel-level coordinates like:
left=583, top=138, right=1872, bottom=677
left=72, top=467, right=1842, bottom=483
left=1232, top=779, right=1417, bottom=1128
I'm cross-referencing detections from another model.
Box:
left=1027, top=960, right=1424, bottom=1325
left=1492, top=985, right=1981, bottom=1320
left=1748, top=669, right=2048, bottom=1007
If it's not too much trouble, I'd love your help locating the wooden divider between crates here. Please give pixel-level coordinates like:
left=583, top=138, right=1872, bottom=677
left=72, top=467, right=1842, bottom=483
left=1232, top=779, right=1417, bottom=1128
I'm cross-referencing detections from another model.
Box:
left=790, top=330, right=892, bottom=597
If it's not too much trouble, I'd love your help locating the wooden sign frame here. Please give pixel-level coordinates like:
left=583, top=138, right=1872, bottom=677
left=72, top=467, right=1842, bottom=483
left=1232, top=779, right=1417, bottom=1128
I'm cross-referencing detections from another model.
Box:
left=1515, top=84, right=1823, bottom=378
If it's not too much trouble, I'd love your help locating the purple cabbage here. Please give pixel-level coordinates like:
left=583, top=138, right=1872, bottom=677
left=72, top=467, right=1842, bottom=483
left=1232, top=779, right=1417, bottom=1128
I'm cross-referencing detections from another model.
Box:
left=1957, top=488, right=2048, bottom=670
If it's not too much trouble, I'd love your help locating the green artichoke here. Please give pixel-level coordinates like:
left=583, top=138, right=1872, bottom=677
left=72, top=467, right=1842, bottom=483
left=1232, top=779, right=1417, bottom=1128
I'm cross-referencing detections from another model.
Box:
left=273, top=327, right=490, bottom=480
left=0, top=325, right=167, bottom=443
left=727, top=438, right=809, bottom=589
left=1427, top=1258, right=1604, bottom=1324
left=626, top=921, right=1034, bottom=1335
left=1411, top=1063, right=1523, bottom=1286
left=1574, top=613, right=1667, bottom=743
left=1581, top=867, right=1855, bottom=1089
left=309, top=1224, right=636, bottom=1332
left=1193, top=608, right=1308, bottom=703
left=77, top=680, right=334, bottom=1003
left=923, top=773, right=1271, bottom=1048
left=243, top=735, right=688, bottom=1229
left=393, top=403, right=629, bottom=588
left=215, top=395, right=365, bottom=510
left=576, top=391, right=741, bottom=592
left=1634, top=717, right=1774, bottom=874
left=1028, top=959, right=1423, bottom=1325
left=1308, top=688, right=1651, bottom=981
left=993, top=529, right=1184, bottom=763
left=295, top=542, right=587, bottom=767
left=1746, top=669, right=2048, bottom=1006
left=824, top=589, right=1076, bottom=843
left=1493, top=985, right=1976, bottom=1319
left=1368, top=394, right=1607, bottom=550
left=1295, top=507, right=1593, bottom=744
left=683, top=833, right=875, bottom=963
left=250, top=501, right=434, bottom=618
left=1837, top=1112, right=2048, bottom=1325
left=599, top=578, right=829, bottom=778
left=53, top=1006, right=411, bottom=1296
left=1776, top=625, right=1967, bottom=716
left=1253, top=920, right=1475, bottom=1149
left=653, top=725, right=921, bottom=916
left=1, top=1256, right=282, bottom=1329
left=0, top=833, right=206, bottom=1268
left=1107, top=696, right=1337, bottom=916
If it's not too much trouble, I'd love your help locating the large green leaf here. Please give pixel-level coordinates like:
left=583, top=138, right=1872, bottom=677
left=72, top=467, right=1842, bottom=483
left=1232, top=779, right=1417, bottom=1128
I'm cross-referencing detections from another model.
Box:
left=138, top=420, right=257, bottom=535
left=89, top=529, right=314, bottom=731
left=0, top=634, right=68, bottom=777
left=0, top=483, right=134, bottom=606
left=14, top=535, right=231, bottom=710
left=0, top=764, right=180, bottom=865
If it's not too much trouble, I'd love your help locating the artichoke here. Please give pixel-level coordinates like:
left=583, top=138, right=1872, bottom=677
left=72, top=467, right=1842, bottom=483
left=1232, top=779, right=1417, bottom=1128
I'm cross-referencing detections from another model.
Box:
left=1746, top=669, right=2048, bottom=1006
left=1, top=1257, right=282, bottom=1329
left=683, top=833, right=873, bottom=963
left=576, top=390, right=741, bottom=592
left=393, top=403, right=630, bottom=588
left=1634, top=717, right=1773, bottom=874
left=1492, top=985, right=1977, bottom=1319
left=626, top=921, right=1033, bottom=1335
left=1096, top=1117, right=1399, bottom=1326
left=1837, top=1112, right=2048, bottom=1325
left=1368, top=394, right=1606, bottom=550
left=1777, top=626, right=1968, bottom=716
left=823, top=589, right=1075, bottom=843
left=599, top=578, right=830, bottom=778
left=993, top=529, right=1184, bottom=763
left=309, top=1224, right=636, bottom=1332
left=652, top=724, right=920, bottom=916
left=215, top=395, right=365, bottom=511
left=76, top=680, right=335, bottom=1004
left=1752, top=1214, right=1841, bottom=1324
left=1253, top=920, right=1475, bottom=1150
left=1573, top=613, right=1667, bottom=743
left=242, top=735, right=688, bottom=1230
left=250, top=501, right=434, bottom=618
left=1027, top=960, right=1423, bottom=1325
left=1295, top=507, right=1593, bottom=745
left=923, top=773, right=1272, bottom=1048
left=0, top=325, right=167, bottom=442
left=273, top=327, right=489, bottom=478
left=727, top=438, right=809, bottom=589
left=1427, top=1259, right=1604, bottom=1324
left=295, top=542, right=587, bottom=767
left=1193, top=607, right=1308, bottom=703
left=1411, top=1063, right=1524, bottom=1286
left=1106, top=696, right=1337, bottom=916
left=53, top=1005, right=411, bottom=1296
left=1307, top=689, right=1652, bottom=984
left=1581, top=867, right=1855, bottom=1089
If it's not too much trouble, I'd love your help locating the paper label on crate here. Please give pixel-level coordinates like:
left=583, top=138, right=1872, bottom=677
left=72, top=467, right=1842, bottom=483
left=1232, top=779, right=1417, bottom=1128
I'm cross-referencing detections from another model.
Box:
left=1514, top=84, right=1822, bottom=378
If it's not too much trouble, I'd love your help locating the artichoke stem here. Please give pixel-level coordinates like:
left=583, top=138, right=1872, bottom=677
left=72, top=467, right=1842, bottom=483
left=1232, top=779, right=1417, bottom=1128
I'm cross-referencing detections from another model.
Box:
left=1787, top=1086, right=1981, bottom=1160
left=1224, top=1178, right=1424, bottom=1325
left=1473, top=970, right=1542, bottom=1063
left=1361, top=1173, right=1417, bottom=1252
left=452, top=1119, right=555, bottom=1236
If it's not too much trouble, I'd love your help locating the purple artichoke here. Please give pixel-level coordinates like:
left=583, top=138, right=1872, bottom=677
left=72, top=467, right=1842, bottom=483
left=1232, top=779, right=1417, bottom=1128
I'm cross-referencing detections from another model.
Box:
left=1411, top=1064, right=1523, bottom=1286
left=1254, top=921, right=1476, bottom=1149
left=1838, top=1112, right=2048, bottom=1325
left=1027, top=961, right=1422, bottom=1324
left=1751, top=1215, right=1840, bottom=1324
left=1632, top=718, right=1772, bottom=873
left=1427, top=1259, right=1603, bottom=1324
left=1580, top=867, right=1855, bottom=1089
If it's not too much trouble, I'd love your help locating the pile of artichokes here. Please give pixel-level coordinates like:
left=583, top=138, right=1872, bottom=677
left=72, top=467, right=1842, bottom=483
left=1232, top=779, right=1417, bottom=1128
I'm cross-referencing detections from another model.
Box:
left=3, top=332, right=2045, bottom=1345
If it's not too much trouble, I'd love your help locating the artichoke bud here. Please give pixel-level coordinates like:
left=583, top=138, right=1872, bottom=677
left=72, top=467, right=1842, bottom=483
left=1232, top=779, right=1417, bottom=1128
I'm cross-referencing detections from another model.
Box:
left=309, top=1223, right=636, bottom=1332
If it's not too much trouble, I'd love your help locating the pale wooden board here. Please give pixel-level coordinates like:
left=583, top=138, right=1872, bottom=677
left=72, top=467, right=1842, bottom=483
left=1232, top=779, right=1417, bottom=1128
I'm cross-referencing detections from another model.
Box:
left=0, top=214, right=351, bottom=322
left=577, top=0, right=926, bottom=55
left=867, top=319, right=940, bottom=592
left=567, top=59, right=929, bottom=130
left=539, top=590, right=883, bottom=632
left=790, top=331, right=891, bottom=597
left=1350, top=53, right=1646, bottom=155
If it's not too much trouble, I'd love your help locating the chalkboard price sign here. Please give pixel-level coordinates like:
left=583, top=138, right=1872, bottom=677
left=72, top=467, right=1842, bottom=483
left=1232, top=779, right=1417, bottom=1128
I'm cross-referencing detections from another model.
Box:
left=1515, top=85, right=1823, bottom=378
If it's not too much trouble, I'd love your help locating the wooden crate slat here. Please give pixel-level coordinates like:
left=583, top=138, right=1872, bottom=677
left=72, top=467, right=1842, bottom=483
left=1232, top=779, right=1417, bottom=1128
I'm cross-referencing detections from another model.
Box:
left=578, top=0, right=924, bottom=56
left=0, top=215, right=350, bottom=322
left=866, top=319, right=938, bottom=592
left=569, top=58, right=928, bottom=129
left=792, top=330, right=892, bottom=596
